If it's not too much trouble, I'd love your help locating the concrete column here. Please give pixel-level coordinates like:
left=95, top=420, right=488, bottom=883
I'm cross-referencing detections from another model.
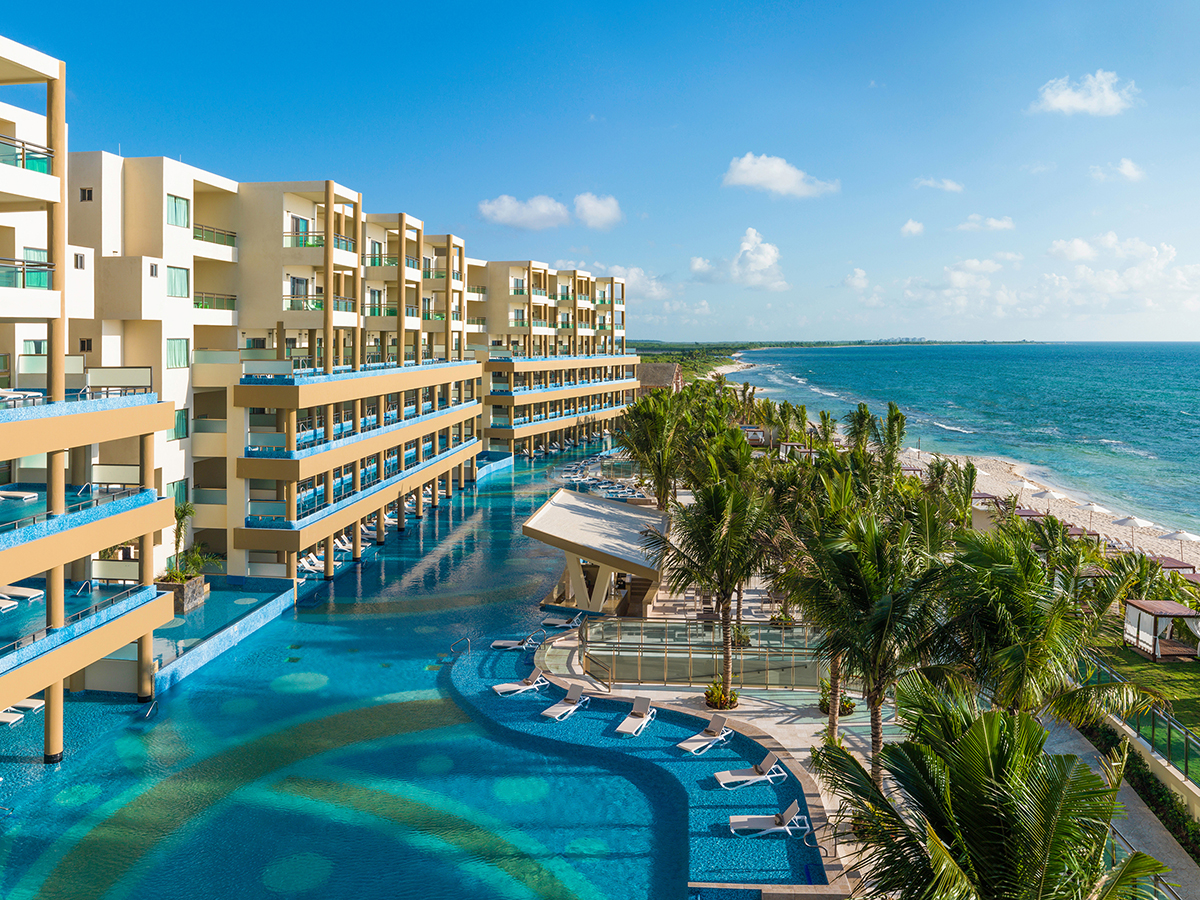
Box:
left=446, top=467, right=454, bottom=499
left=43, top=679, right=63, bottom=764
left=286, top=480, right=297, bottom=521
left=276, top=321, right=286, bottom=360
left=335, top=328, right=343, bottom=368
left=353, top=194, right=363, bottom=370
left=324, top=469, right=333, bottom=506
left=458, top=462, right=466, bottom=488
left=431, top=472, right=441, bottom=507
left=286, top=408, right=297, bottom=452
left=323, top=181, right=335, bottom=374
left=46, top=62, right=67, bottom=404
left=324, top=536, right=334, bottom=580
left=352, top=521, right=362, bottom=561
left=137, top=633, right=154, bottom=703
left=376, top=506, right=386, bottom=544
left=139, top=431, right=155, bottom=590
left=415, top=485, right=424, bottom=518
left=307, top=328, right=317, bottom=367
left=286, top=550, right=297, bottom=580
left=324, top=403, right=334, bottom=443
left=353, top=399, right=362, bottom=434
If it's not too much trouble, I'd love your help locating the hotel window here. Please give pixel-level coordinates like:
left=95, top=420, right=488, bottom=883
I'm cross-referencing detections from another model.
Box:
left=23, top=247, right=49, bottom=288
left=149, top=263, right=159, bottom=277
left=79, top=187, right=93, bottom=202
left=247, top=337, right=266, bottom=349
left=79, top=338, right=92, bottom=353
left=168, top=408, right=189, bottom=441
left=23, top=340, right=47, bottom=354
left=167, top=266, right=189, bottom=298
left=166, top=338, right=190, bottom=369
left=167, top=194, right=190, bottom=228
left=74, top=253, right=85, bottom=270
left=369, top=288, right=381, bottom=304
left=166, top=478, right=189, bottom=505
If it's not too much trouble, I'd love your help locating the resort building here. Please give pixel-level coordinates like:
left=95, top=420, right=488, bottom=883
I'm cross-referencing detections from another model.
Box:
left=0, top=38, right=175, bottom=762
left=471, top=260, right=639, bottom=456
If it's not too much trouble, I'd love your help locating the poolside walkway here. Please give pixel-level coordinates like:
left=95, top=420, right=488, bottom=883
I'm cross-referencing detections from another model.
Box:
left=540, top=632, right=1200, bottom=895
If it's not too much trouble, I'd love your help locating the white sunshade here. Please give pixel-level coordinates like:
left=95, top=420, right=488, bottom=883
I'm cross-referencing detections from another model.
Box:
left=1031, top=489, right=1072, bottom=502
left=1114, top=516, right=1156, bottom=529
left=523, top=489, right=668, bottom=580
left=1078, top=503, right=1113, bottom=515
left=1160, top=530, right=1200, bottom=543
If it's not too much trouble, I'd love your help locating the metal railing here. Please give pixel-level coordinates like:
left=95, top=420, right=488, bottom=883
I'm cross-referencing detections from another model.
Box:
left=0, top=584, right=151, bottom=660
left=0, top=257, right=53, bottom=290
left=0, top=487, right=141, bottom=535
left=466, top=317, right=487, bottom=327
left=423, top=269, right=446, bottom=279
left=283, top=295, right=356, bottom=313
left=193, top=292, right=236, bottom=310
left=405, top=256, right=420, bottom=269
left=0, top=134, right=52, bottom=173
left=363, top=305, right=398, bottom=317
left=1108, top=823, right=1183, bottom=900
left=1086, top=654, right=1200, bottom=787
left=452, top=271, right=462, bottom=281
left=580, top=616, right=823, bottom=688
left=283, top=232, right=355, bottom=251
left=193, top=224, right=236, bottom=246
left=450, top=636, right=472, bottom=657
left=468, top=285, right=487, bottom=294
left=362, top=254, right=398, bottom=266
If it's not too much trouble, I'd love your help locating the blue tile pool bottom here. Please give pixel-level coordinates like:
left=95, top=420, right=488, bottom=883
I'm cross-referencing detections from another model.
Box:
left=448, top=642, right=826, bottom=887
left=153, top=588, right=283, bottom=665
left=0, top=445, right=819, bottom=899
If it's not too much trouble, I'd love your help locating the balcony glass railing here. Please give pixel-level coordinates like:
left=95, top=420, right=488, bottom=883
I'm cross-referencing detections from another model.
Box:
left=283, top=295, right=356, bottom=312
left=193, top=224, right=236, bottom=247
left=283, top=232, right=355, bottom=251
left=452, top=271, right=462, bottom=281
left=362, top=254, right=398, bottom=267
left=193, top=488, right=227, bottom=505
left=0, top=258, right=53, bottom=290
left=422, top=311, right=446, bottom=321
left=511, top=288, right=527, bottom=296
left=405, top=256, right=420, bottom=269
left=363, top=305, right=398, bottom=317
left=405, top=306, right=420, bottom=318
left=466, top=317, right=487, bottom=327
left=467, top=285, right=487, bottom=294
left=0, top=135, right=52, bottom=174
left=423, top=269, right=446, bottom=279
left=194, top=292, right=236, bottom=311
left=532, top=288, right=547, bottom=297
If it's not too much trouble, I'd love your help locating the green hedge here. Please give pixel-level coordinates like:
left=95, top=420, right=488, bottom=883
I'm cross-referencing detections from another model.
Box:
left=1080, top=721, right=1200, bottom=863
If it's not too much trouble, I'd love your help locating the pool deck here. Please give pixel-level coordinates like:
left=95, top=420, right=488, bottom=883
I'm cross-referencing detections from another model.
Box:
left=536, top=630, right=1200, bottom=897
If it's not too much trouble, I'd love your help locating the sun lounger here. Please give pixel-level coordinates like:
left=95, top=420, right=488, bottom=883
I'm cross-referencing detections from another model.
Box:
left=9, top=698, right=44, bottom=713
left=715, top=752, right=788, bottom=789
left=491, top=635, right=538, bottom=651
left=0, top=584, right=45, bottom=602
left=677, top=714, right=733, bottom=755
left=730, top=800, right=814, bottom=839
left=542, top=611, right=582, bottom=629
left=0, top=711, right=23, bottom=727
left=493, top=667, right=549, bottom=695
left=541, top=684, right=590, bottom=720
left=334, top=535, right=353, bottom=553
left=0, top=491, right=36, bottom=502
left=616, top=696, right=656, bottom=736
left=0, top=599, right=17, bottom=614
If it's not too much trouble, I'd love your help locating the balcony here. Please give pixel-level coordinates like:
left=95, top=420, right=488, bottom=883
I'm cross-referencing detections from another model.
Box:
left=0, top=257, right=53, bottom=290
left=0, top=135, right=51, bottom=174
left=193, top=292, right=237, bottom=311
left=467, top=285, right=487, bottom=295
left=283, top=232, right=355, bottom=252
left=452, top=271, right=462, bottom=282
left=532, top=288, right=547, bottom=297
left=511, top=288, right=527, bottom=296
left=363, top=304, right=398, bottom=318
left=423, top=269, right=446, bottom=280
left=283, top=295, right=356, bottom=313
left=193, top=224, right=236, bottom=247
left=362, top=254, right=397, bottom=266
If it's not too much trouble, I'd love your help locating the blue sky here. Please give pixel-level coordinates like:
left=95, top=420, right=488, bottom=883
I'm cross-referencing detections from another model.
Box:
left=7, top=1, right=1200, bottom=341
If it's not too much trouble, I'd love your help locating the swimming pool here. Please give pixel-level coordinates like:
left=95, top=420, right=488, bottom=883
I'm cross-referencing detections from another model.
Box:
left=0, top=449, right=822, bottom=899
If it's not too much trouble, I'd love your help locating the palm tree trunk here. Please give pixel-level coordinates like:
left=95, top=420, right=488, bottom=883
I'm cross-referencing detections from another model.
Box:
left=827, top=653, right=842, bottom=742
left=721, top=593, right=734, bottom=706
left=736, top=583, right=743, bottom=626
left=869, top=697, right=884, bottom=788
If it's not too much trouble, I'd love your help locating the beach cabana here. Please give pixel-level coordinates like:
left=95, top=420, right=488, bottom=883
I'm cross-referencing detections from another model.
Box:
left=523, top=489, right=667, bottom=616
left=1122, top=597, right=1200, bottom=662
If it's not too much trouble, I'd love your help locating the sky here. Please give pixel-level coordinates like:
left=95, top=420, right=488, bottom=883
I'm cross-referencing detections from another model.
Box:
left=5, top=1, right=1200, bottom=342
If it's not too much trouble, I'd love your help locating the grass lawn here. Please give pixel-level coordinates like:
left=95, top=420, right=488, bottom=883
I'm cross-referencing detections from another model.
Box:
left=1097, top=642, right=1200, bottom=730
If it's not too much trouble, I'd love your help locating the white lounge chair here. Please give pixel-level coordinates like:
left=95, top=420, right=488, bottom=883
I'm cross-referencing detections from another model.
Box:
left=542, top=611, right=582, bottom=629
left=715, top=752, right=788, bottom=789
left=677, top=714, right=733, bottom=755
left=0, top=711, right=23, bottom=727
left=616, top=696, right=656, bottom=736
left=0, top=584, right=44, bottom=602
left=9, top=698, right=44, bottom=713
left=492, top=667, right=549, bottom=696
left=0, top=491, right=36, bottom=502
left=491, top=634, right=539, bottom=651
left=730, top=800, right=814, bottom=840
left=334, top=535, right=353, bottom=553
left=0, top=599, right=16, bottom=614
left=541, top=684, right=590, bottom=720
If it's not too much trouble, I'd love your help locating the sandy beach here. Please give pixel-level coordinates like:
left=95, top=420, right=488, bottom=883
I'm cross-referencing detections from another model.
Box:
left=899, top=448, right=1196, bottom=564
left=706, top=353, right=757, bottom=380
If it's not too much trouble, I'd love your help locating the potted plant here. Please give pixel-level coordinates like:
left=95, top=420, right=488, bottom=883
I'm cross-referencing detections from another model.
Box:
left=156, top=502, right=210, bottom=614
left=770, top=596, right=798, bottom=628
left=818, top=677, right=856, bottom=716
left=705, top=678, right=739, bottom=710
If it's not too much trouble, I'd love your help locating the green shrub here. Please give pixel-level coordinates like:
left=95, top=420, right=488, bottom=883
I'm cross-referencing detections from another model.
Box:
left=819, top=677, right=856, bottom=716
left=705, top=679, right=739, bottom=709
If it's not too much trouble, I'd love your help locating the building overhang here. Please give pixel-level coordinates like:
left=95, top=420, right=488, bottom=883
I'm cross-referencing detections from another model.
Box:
left=522, top=489, right=666, bottom=581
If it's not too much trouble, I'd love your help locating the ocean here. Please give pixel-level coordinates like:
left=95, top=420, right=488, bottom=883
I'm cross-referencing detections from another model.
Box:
left=737, top=343, right=1200, bottom=534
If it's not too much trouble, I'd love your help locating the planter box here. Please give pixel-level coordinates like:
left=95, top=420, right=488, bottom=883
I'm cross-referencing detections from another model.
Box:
left=155, top=576, right=206, bottom=614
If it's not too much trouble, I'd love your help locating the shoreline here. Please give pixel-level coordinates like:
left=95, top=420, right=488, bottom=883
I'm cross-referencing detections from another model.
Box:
left=706, top=353, right=757, bottom=380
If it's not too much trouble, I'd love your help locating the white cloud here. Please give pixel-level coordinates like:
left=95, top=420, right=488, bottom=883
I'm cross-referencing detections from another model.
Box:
left=730, top=228, right=789, bottom=290
left=573, top=193, right=623, bottom=229
left=995, top=251, right=1024, bottom=262
left=478, top=195, right=569, bottom=230
left=1049, top=238, right=1098, bottom=261
left=959, top=258, right=1002, bottom=273
left=843, top=268, right=870, bottom=290
left=915, top=177, right=964, bottom=193
left=957, top=213, right=1015, bottom=231
left=605, top=264, right=672, bottom=300
left=1023, top=161, right=1057, bottom=174
left=1090, top=158, right=1146, bottom=182
left=901, top=219, right=924, bottom=237
left=690, top=257, right=714, bottom=273
left=1031, top=69, right=1138, bottom=116
left=722, top=153, right=839, bottom=199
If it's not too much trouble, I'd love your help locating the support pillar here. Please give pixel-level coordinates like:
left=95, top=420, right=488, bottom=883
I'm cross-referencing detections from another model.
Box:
left=352, top=521, right=362, bottom=561
left=137, top=633, right=154, bottom=703
left=323, top=180, right=335, bottom=374
left=324, top=536, right=335, bottom=580
left=376, top=506, right=387, bottom=545
left=276, top=320, right=286, bottom=360
left=43, top=679, right=63, bottom=764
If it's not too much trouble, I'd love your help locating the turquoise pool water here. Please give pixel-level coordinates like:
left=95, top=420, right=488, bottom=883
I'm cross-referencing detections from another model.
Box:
left=0, top=449, right=819, bottom=899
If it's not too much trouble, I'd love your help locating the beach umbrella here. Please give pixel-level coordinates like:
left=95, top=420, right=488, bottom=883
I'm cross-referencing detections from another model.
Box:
left=1009, top=479, right=1036, bottom=503
left=1077, top=502, right=1112, bottom=530
left=1031, top=489, right=1072, bottom=503
left=1113, top=516, right=1155, bottom=550
left=1158, top=530, right=1200, bottom=564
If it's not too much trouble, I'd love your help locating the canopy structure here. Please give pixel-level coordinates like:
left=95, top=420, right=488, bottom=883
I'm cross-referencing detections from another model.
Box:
left=1123, top=596, right=1200, bottom=662
left=523, top=489, right=668, bottom=614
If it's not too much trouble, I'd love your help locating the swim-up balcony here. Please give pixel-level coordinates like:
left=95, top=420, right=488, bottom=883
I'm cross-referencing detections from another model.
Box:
left=0, top=389, right=172, bottom=452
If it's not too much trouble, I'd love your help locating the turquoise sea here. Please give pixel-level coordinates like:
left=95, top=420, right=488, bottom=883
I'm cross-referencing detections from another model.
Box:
left=738, top=343, right=1200, bottom=534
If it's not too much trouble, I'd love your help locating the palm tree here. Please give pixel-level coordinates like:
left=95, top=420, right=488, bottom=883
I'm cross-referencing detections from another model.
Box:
left=812, top=708, right=1167, bottom=900
left=614, top=391, right=688, bottom=510
left=643, top=474, right=771, bottom=707
left=173, top=500, right=195, bottom=565
left=843, top=402, right=877, bottom=455
left=816, top=410, right=838, bottom=446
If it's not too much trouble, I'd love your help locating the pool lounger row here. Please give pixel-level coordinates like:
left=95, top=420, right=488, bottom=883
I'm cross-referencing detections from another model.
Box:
left=492, top=667, right=548, bottom=696
left=0, top=491, right=36, bottom=502
left=729, top=800, right=817, bottom=841
left=0, top=697, right=46, bottom=728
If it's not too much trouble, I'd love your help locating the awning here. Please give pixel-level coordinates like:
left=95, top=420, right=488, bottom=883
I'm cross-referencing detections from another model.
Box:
left=523, top=489, right=667, bottom=580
